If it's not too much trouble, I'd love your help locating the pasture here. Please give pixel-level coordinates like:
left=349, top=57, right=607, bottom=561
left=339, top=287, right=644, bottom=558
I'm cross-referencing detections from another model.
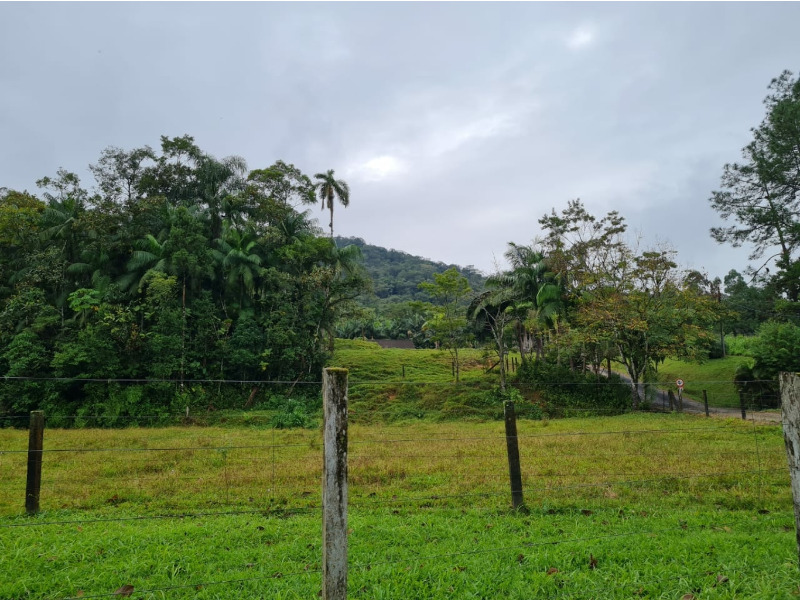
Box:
left=0, top=412, right=796, bottom=599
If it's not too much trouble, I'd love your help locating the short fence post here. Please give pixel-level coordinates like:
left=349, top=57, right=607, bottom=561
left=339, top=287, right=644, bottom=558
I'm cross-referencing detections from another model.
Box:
left=504, top=401, right=525, bottom=511
left=667, top=390, right=675, bottom=411
left=779, top=372, right=800, bottom=568
left=322, top=368, right=349, bottom=600
left=739, top=390, right=747, bottom=420
left=402, top=364, right=405, bottom=379
left=26, top=410, right=44, bottom=515
left=702, top=390, right=710, bottom=417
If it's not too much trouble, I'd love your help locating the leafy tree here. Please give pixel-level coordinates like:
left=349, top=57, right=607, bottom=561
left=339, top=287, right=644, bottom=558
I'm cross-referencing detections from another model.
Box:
left=709, top=71, right=800, bottom=301
left=418, top=267, right=472, bottom=381
left=539, top=201, right=721, bottom=408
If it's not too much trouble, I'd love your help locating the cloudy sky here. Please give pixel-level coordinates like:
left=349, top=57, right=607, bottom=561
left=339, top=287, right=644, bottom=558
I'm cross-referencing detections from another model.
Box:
left=2, top=3, right=799, bottom=279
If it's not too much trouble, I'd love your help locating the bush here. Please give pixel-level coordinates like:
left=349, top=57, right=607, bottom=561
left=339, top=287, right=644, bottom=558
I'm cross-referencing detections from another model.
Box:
left=750, top=321, right=800, bottom=380
left=271, top=398, right=316, bottom=429
left=515, top=360, right=630, bottom=415
left=725, top=334, right=757, bottom=357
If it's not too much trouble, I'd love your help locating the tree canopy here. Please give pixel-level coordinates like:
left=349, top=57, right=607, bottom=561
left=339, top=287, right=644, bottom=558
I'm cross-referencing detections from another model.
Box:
left=0, top=136, right=367, bottom=419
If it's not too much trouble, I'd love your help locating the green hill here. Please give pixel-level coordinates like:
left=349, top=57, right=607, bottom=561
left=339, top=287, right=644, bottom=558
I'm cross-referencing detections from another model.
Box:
left=336, top=236, right=486, bottom=304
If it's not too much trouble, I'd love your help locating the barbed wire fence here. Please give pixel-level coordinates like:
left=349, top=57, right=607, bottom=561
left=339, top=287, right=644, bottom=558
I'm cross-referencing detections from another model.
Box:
left=0, top=372, right=795, bottom=599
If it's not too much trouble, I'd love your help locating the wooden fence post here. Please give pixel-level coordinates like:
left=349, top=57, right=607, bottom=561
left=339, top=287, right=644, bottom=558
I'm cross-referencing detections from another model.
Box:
left=702, top=390, right=710, bottom=417
left=739, top=390, right=747, bottom=420
left=667, top=390, right=675, bottom=411
left=26, top=410, right=44, bottom=515
left=322, top=368, right=349, bottom=600
left=779, top=372, right=800, bottom=568
left=504, top=401, right=525, bottom=511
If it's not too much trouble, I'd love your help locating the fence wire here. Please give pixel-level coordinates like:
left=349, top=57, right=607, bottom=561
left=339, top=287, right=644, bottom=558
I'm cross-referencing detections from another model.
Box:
left=0, top=378, right=793, bottom=599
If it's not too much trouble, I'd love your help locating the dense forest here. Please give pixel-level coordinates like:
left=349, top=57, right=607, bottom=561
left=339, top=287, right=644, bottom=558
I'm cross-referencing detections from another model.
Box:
left=335, top=237, right=485, bottom=303
left=0, top=136, right=368, bottom=418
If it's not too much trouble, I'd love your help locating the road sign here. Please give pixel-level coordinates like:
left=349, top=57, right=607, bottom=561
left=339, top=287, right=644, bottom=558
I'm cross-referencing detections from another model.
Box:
left=676, top=379, right=684, bottom=389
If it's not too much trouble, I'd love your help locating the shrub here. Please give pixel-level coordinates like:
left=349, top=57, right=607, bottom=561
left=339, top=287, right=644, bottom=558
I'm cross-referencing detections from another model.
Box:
left=515, top=360, right=630, bottom=415
left=271, top=398, right=315, bottom=429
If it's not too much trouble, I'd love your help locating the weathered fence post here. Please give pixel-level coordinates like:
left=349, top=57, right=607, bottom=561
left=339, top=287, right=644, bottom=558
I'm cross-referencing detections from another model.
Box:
left=26, top=410, right=44, bottom=515
left=504, top=401, right=525, bottom=511
left=402, top=364, right=405, bottom=379
left=322, top=368, right=348, bottom=600
left=667, top=390, right=675, bottom=411
left=702, top=390, right=710, bottom=417
left=739, top=390, right=747, bottom=420
left=779, top=372, right=800, bottom=568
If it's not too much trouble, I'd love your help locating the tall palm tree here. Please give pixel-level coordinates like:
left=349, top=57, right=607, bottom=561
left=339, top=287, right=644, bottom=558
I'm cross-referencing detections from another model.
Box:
left=313, top=170, right=350, bottom=238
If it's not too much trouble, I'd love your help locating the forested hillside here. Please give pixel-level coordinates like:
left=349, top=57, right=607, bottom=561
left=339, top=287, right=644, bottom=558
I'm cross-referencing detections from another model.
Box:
left=333, top=237, right=485, bottom=343
left=336, top=236, right=485, bottom=303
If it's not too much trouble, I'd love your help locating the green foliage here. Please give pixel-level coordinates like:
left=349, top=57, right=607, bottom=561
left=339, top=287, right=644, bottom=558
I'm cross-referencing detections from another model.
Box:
left=270, top=398, right=315, bottom=429
left=0, top=138, right=369, bottom=419
left=516, top=360, right=630, bottom=416
left=749, top=320, right=800, bottom=379
left=709, top=71, right=800, bottom=303
left=724, top=334, right=758, bottom=356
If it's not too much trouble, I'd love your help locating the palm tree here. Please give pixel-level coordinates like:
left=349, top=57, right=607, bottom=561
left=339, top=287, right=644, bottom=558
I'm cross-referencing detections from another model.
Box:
left=313, top=170, right=350, bottom=238
left=211, top=223, right=263, bottom=314
left=502, top=243, right=564, bottom=361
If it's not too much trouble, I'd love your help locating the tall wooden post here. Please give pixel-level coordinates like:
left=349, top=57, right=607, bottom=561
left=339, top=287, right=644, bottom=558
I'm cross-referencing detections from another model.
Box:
left=322, top=368, right=348, bottom=600
left=779, top=372, right=800, bottom=568
left=739, top=390, right=747, bottom=420
left=702, top=390, right=710, bottom=417
left=504, top=401, right=525, bottom=511
left=26, top=410, right=44, bottom=515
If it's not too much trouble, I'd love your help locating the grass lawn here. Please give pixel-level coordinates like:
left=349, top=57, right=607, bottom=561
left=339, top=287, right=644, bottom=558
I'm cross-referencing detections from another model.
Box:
left=0, top=413, right=795, bottom=599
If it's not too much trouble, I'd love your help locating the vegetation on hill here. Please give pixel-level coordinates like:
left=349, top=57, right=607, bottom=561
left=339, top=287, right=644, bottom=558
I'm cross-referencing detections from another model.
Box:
left=335, top=236, right=485, bottom=303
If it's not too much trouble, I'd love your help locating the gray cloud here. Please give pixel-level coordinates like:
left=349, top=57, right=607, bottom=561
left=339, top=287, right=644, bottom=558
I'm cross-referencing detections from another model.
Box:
left=2, top=3, right=798, bottom=279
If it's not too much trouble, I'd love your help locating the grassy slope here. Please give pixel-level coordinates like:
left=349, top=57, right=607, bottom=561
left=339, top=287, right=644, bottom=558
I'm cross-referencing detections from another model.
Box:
left=0, top=414, right=795, bottom=599
left=330, top=339, right=524, bottom=421
left=655, top=356, right=754, bottom=408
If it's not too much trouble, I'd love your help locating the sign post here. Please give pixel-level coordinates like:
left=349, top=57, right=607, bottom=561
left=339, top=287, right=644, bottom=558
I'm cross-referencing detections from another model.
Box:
left=676, top=379, right=684, bottom=412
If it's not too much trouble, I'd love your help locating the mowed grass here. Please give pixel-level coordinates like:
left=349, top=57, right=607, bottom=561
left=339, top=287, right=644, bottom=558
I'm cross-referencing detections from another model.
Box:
left=655, top=356, right=756, bottom=408
left=0, top=413, right=796, bottom=598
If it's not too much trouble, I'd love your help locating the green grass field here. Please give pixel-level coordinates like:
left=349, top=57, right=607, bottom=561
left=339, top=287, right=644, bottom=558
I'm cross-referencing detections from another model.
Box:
left=0, top=413, right=795, bottom=599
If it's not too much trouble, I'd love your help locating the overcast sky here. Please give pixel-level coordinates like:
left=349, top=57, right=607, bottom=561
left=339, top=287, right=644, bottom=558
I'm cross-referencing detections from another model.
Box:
left=2, top=3, right=799, bottom=280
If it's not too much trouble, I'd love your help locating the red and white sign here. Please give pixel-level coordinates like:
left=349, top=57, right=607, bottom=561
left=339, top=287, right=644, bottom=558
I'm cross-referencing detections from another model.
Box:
left=676, top=379, right=684, bottom=389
